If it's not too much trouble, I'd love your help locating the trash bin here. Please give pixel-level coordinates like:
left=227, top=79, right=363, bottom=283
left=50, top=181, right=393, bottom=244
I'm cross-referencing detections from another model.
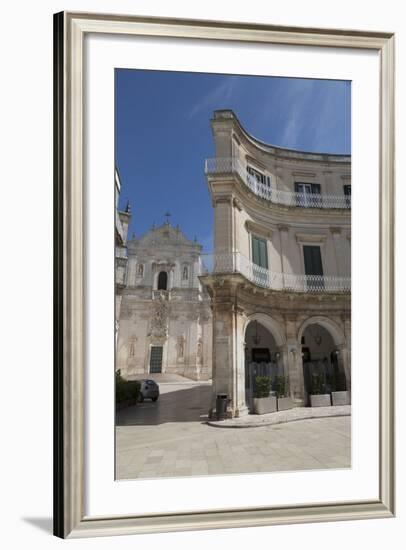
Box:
left=216, top=394, right=228, bottom=421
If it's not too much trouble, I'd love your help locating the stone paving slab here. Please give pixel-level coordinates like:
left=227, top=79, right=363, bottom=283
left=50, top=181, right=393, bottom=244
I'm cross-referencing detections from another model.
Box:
left=116, top=381, right=351, bottom=480
left=116, top=416, right=351, bottom=480
left=207, top=405, right=351, bottom=428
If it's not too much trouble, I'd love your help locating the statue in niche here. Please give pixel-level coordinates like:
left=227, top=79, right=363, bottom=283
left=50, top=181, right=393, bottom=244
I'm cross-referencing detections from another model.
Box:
left=178, top=335, right=185, bottom=358
left=128, top=335, right=137, bottom=357
left=197, top=337, right=203, bottom=357
left=137, top=263, right=144, bottom=277
left=182, top=266, right=188, bottom=280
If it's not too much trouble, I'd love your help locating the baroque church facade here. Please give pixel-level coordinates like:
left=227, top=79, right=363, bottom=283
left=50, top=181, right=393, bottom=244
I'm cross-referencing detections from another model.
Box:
left=116, top=221, right=212, bottom=381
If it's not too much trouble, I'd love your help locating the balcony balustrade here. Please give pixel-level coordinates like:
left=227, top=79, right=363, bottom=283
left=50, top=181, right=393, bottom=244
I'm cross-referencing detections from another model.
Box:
left=201, top=252, right=350, bottom=294
left=152, top=289, right=170, bottom=300
left=205, top=157, right=351, bottom=210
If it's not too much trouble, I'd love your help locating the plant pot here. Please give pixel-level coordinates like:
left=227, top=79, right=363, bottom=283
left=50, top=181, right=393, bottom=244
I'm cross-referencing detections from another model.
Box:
left=310, top=394, right=331, bottom=407
left=253, top=396, right=277, bottom=415
left=331, top=391, right=351, bottom=406
left=277, top=396, right=294, bottom=411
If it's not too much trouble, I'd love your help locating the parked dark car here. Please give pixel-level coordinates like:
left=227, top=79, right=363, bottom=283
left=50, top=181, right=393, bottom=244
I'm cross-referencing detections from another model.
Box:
left=138, top=379, right=160, bottom=402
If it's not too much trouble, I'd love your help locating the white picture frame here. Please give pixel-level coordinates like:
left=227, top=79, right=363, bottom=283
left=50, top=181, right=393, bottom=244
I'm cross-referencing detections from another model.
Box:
left=53, top=11, right=395, bottom=538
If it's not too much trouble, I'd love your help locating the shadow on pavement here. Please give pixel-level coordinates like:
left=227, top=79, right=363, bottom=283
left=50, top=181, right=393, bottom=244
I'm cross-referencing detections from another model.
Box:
left=116, top=384, right=212, bottom=426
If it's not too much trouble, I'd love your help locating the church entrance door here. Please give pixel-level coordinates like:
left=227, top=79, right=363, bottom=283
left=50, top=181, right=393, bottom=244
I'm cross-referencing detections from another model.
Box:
left=149, top=346, right=163, bottom=373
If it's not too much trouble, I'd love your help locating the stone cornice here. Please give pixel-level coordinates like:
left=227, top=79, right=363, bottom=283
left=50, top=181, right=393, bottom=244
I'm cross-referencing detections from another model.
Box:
left=292, top=171, right=316, bottom=178
left=211, top=110, right=351, bottom=165
left=245, top=220, right=273, bottom=239
left=245, top=154, right=268, bottom=171
left=295, top=233, right=327, bottom=244
left=213, top=196, right=233, bottom=206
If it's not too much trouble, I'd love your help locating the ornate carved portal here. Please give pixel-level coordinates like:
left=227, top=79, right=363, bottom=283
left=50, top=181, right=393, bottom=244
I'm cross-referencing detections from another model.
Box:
left=149, top=293, right=169, bottom=340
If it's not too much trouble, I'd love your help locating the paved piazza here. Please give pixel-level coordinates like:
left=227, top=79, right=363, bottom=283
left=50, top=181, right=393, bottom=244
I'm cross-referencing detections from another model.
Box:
left=116, top=376, right=351, bottom=480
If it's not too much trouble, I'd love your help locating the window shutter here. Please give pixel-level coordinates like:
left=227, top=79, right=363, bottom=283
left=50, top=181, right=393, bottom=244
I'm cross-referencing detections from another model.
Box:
left=259, top=239, right=268, bottom=269
left=252, top=236, right=259, bottom=266
left=303, top=246, right=323, bottom=276
left=252, top=236, right=268, bottom=269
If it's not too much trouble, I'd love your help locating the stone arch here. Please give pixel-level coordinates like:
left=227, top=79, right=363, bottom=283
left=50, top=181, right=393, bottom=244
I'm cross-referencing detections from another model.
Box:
left=298, top=315, right=349, bottom=403
left=297, top=315, right=346, bottom=347
left=244, top=312, right=286, bottom=347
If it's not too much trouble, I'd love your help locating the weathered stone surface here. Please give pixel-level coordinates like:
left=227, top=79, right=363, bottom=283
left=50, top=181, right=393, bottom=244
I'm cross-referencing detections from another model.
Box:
left=277, top=397, right=294, bottom=411
left=253, top=396, right=277, bottom=415
left=331, top=390, right=351, bottom=406
left=310, top=394, right=331, bottom=407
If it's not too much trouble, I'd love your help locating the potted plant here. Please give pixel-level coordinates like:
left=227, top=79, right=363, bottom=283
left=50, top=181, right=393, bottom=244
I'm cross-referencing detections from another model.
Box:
left=253, top=375, right=277, bottom=415
left=309, top=373, right=331, bottom=407
left=275, top=375, right=294, bottom=411
left=331, top=370, right=351, bottom=405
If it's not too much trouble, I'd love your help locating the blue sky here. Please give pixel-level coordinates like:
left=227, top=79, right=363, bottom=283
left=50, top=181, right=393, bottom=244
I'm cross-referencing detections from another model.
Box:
left=115, top=70, right=351, bottom=252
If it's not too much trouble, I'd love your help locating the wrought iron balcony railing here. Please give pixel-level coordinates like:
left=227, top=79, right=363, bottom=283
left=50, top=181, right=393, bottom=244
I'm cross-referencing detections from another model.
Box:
left=205, top=157, right=351, bottom=210
left=201, top=252, right=350, bottom=293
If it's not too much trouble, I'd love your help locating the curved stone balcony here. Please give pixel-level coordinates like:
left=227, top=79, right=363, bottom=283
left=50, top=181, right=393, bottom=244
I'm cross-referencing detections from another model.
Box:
left=205, top=157, right=351, bottom=210
left=201, top=252, right=351, bottom=293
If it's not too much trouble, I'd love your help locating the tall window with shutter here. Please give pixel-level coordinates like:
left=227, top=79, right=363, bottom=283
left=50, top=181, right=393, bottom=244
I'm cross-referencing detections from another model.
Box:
left=251, top=235, right=268, bottom=286
left=343, top=184, right=351, bottom=206
left=303, top=245, right=324, bottom=290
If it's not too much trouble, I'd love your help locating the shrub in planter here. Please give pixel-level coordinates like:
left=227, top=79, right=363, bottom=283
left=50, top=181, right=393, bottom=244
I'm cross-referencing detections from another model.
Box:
left=330, top=370, right=350, bottom=405
left=331, top=390, right=351, bottom=405
left=254, top=376, right=272, bottom=398
left=311, top=373, right=324, bottom=395
left=333, top=370, right=347, bottom=392
left=275, top=375, right=295, bottom=411
left=275, top=375, right=287, bottom=398
left=309, top=373, right=331, bottom=407
left=253, top=376, right=277, bottom=415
